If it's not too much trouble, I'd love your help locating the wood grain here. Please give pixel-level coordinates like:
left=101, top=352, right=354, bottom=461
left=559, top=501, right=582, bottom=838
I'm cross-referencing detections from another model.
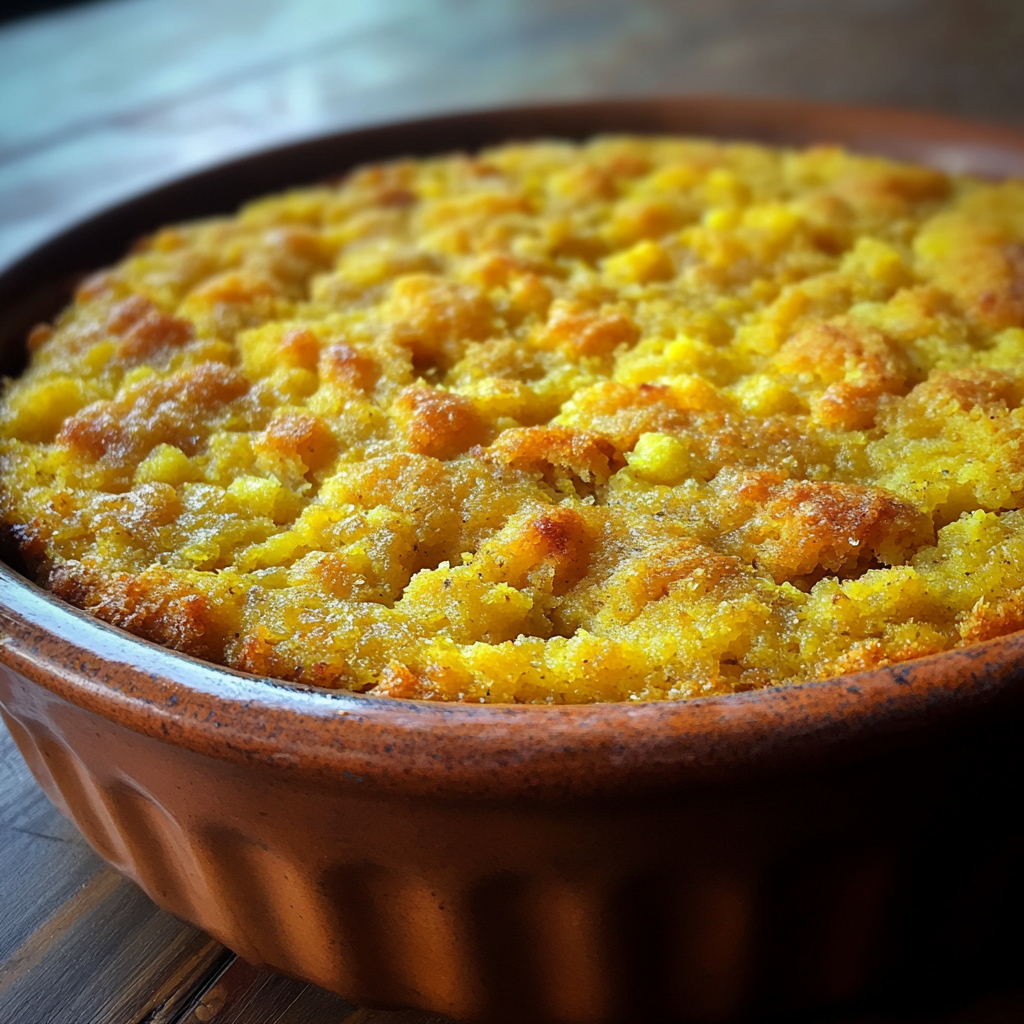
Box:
left=168, top=952, right=1024, bottom=1024
left=172, top=955, right=451, bottom=1024
left=174, top=958, right=355, bottom=1024
left=3, top=0, right=1024, bottom=269
left=0, top=720, right=229, bottom=1024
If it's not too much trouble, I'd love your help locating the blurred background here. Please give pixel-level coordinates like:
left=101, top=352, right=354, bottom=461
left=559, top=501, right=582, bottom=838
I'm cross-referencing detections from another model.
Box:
left=1, top=0, right=1024, bottom=272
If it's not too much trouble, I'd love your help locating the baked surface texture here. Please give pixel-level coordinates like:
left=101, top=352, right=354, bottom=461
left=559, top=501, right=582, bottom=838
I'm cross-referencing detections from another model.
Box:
left=3, top=137, right=1024, bottom=702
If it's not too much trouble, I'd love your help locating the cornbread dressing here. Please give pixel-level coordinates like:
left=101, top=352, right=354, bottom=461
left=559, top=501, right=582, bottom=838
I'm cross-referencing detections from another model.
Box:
left=4, top=136, right=1024, bottom=702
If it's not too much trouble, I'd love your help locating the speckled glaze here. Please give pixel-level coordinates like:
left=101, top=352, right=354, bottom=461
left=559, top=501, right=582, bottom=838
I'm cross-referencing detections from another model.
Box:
left=2, top=99, right=1024, bottom=1023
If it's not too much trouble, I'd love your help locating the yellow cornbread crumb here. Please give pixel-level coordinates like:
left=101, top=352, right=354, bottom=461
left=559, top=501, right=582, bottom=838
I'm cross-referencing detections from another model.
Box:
left=3, top=136, right=1024, bottom=702
left=135, top=444, right=193, bottom=486
left=627, top=433, right=691, bottom=485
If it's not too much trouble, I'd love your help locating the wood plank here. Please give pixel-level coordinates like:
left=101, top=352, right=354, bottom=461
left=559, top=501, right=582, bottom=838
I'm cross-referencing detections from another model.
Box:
left=171, top=955, right=460, bottom=1023
left=0, top=719, right=230, bottom=1024
left=170, top=955, right=1024, bottom=1024
left=173, top=957, right=357, bottom=1024
left=0, top=721, right=101, bottom=965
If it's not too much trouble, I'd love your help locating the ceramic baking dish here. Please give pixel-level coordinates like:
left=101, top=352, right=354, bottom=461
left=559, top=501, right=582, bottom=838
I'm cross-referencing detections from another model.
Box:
left=1, top=98, right=1024, bottom=1023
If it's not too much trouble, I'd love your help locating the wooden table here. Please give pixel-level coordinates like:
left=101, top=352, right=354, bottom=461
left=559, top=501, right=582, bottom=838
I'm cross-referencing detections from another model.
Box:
left=2, top=1, right=1024, bottom=1020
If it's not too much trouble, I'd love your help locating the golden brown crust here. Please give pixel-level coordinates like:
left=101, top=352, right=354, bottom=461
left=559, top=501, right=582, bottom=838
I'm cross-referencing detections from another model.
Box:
left=49, top=562, right=224, bottom=660
left=479, top=505, right=596, bottom=596
left=728, top=479, right=930, bottom=584
left=384, top=274, right=494, bottom=370
left=479, top=425, right=625, bottom=490
left=536, top=301, right=640, bottom=359
left=5, top=136, right=1024, bottom=702
left=958, top=592, right=1024, bottom=644
left=56, top=363, right=249, bottom=462
left=107, top=296, right=196, bottom=362
left=255, top=411, right=337, bottom=476
left=774, top=320, right=910, bottom=429
left=320, top=341, right=379, bottom=391
left=392, top=386, right=489, bottom=459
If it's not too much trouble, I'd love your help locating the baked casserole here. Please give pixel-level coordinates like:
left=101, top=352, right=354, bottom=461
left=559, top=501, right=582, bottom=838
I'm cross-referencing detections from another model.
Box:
left=3, top=136, right=1024, bottom=703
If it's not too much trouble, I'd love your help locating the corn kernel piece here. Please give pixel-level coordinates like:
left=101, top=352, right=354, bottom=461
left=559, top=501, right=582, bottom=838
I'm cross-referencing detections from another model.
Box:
left=981, top=327, right=1024, bottom=370
left=240, top=324, right=318, bottom=380
left=742, top=202, right=800, bottom=236
left=702, top=207, right=741, bottom=231
left=2, top=377, right=93, bottom=442
left=604, top=240, right=674, bottom=284
left=841, top=237, right=910, bottom=287
left=135, top=444, right=194, bottom=486
left=647, top=164, right=702, bottom=192
left=237, top=531, right=305, bottom=572
left=228, top=474, right=284, bottom=518
left=627, top=432, right=691, bottom=485
left=264, top=366, right=319, bottom=400
left=84, top=340, right=117, bottom=373
left=666, top=374, right=724, bottom=411
left=704, top=169, right=748, bottom=207
left=124, top=366, right=155, bottom=387
left=735, top=321, right=783, bottom=358
left=731, top=373, right=800, bottom=416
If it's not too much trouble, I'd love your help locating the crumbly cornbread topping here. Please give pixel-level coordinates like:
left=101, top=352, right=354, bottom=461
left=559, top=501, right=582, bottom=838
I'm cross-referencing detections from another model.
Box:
left=4, top=137, right=1024, bottom=702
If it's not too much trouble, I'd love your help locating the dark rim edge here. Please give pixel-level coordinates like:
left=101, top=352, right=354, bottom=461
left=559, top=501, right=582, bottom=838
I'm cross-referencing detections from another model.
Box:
left=2, top=560, right=1023, bottom=796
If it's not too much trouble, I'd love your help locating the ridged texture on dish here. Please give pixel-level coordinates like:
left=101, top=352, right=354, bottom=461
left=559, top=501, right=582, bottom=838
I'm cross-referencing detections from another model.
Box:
left=3, top=662, right=1020, bottom=1024
left=0, top=685, right=934, bottom=1023
left=4, top=137, right=1024, bottom=701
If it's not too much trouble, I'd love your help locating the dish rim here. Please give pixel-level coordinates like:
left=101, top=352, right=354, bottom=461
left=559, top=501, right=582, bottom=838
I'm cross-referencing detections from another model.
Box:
left=3, top=95, right=1024, bottom=797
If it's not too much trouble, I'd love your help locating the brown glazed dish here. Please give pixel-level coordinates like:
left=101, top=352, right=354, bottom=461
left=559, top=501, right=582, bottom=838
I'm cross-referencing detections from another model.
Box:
left=2, top=99, right=1024, bottom=1023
